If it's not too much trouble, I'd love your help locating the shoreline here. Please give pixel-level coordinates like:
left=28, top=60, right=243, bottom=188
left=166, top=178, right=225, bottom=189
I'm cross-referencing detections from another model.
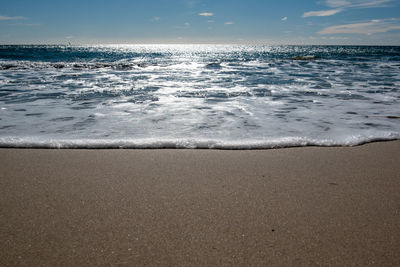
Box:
left=1, top=140, right=399, bottom=265
left=0, top=137, right=399, bottom=149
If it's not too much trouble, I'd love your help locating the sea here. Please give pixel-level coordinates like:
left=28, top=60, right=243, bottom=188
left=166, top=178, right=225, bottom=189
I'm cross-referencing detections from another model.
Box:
left=0, top=44, right=399, bottom=149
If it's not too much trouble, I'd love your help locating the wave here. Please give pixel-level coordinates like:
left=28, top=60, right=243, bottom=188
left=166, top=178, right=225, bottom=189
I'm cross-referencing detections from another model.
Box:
left=1, top=45, right=399, bottom=150
left=0, top=61, right=165, bottom=71
left=0, top=134, right=398, bottom=149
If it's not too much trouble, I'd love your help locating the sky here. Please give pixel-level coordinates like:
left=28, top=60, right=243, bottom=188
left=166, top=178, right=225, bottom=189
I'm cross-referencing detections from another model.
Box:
left=1, top=0, right=400, bottom=45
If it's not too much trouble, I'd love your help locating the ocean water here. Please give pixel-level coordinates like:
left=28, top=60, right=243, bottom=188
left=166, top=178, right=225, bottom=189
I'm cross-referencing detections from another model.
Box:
left=0, top=44, right=399, bottom=149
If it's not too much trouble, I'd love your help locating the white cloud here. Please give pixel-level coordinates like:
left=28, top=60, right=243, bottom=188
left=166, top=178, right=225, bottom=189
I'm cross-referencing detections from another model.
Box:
left=325, top=0, right=351, bottom=7
left=152, top=16, right=160, bottom=22
left=199, top=12, right=214, bottom=17
left=318, top=19, right=400, bottom=34
left=207, top=20, right=215, bottom=23
left=0, top=15, right=26, bottom=21
left=281, top=17, right=288, bottom=21
left=225, top=22, right=234, bottom=25
left=325, top=0, right=392, bottom=8
left=302, top=9, right=342, bottom=17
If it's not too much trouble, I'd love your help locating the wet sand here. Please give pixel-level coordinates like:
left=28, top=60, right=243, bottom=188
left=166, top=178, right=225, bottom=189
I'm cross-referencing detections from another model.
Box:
left=1, top=141, right=399, bottom=266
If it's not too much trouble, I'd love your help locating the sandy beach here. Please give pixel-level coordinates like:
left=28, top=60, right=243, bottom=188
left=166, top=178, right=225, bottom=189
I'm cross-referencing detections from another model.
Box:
left=1, top=141, right=399, bottom=266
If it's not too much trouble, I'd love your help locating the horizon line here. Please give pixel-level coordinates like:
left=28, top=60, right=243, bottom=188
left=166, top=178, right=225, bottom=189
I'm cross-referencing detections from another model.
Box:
left=1, top=42, right=400, bottom=46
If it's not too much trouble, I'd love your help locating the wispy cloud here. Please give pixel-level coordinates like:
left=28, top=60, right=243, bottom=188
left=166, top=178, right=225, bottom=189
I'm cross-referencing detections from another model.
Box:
left=225, top=21, right=234, bottom=25
left=302, top=9, right=342, bottom=18
left=281, top=17, right=288, bottom=21
left=199, top=12, right=214, bottom=17
left=318, top=19, right=400, bottom=34
left=152, top=16, right=160, bottom=22
left=176, top=22, right=190, bottom=29
left=0, top=15, right=27, bottom=21
left=325, top=0, right=392, bottom=8
left=9, top=23, right=40, bottom=26
left=303, top=0, right=393, bottom=18
left=183, top=0, right=200, bottom=8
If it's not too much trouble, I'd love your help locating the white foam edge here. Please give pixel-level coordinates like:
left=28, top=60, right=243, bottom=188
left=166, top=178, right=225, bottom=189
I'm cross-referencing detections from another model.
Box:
left=0, top=133, right=398, bottom=149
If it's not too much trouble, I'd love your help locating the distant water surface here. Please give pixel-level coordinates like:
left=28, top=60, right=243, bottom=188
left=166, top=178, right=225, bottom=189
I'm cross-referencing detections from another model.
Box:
left=0, top=45, right=399, bottom=148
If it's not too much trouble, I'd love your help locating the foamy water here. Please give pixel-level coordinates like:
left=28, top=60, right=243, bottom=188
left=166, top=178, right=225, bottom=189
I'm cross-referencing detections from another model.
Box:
left=0, top=45, right=399, bottom=148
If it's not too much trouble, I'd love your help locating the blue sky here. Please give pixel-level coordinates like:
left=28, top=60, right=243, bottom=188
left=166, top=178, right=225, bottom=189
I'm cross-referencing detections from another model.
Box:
left=1, top=0, right=399, bottom=45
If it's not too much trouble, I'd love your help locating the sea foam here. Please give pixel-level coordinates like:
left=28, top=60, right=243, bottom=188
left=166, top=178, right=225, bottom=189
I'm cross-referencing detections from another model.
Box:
left=1, top=45, right=399, bottom=149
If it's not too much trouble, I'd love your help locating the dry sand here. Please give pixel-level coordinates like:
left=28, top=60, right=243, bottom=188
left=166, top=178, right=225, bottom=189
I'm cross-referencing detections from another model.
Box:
left=1, top=141, right=399, bottom=266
